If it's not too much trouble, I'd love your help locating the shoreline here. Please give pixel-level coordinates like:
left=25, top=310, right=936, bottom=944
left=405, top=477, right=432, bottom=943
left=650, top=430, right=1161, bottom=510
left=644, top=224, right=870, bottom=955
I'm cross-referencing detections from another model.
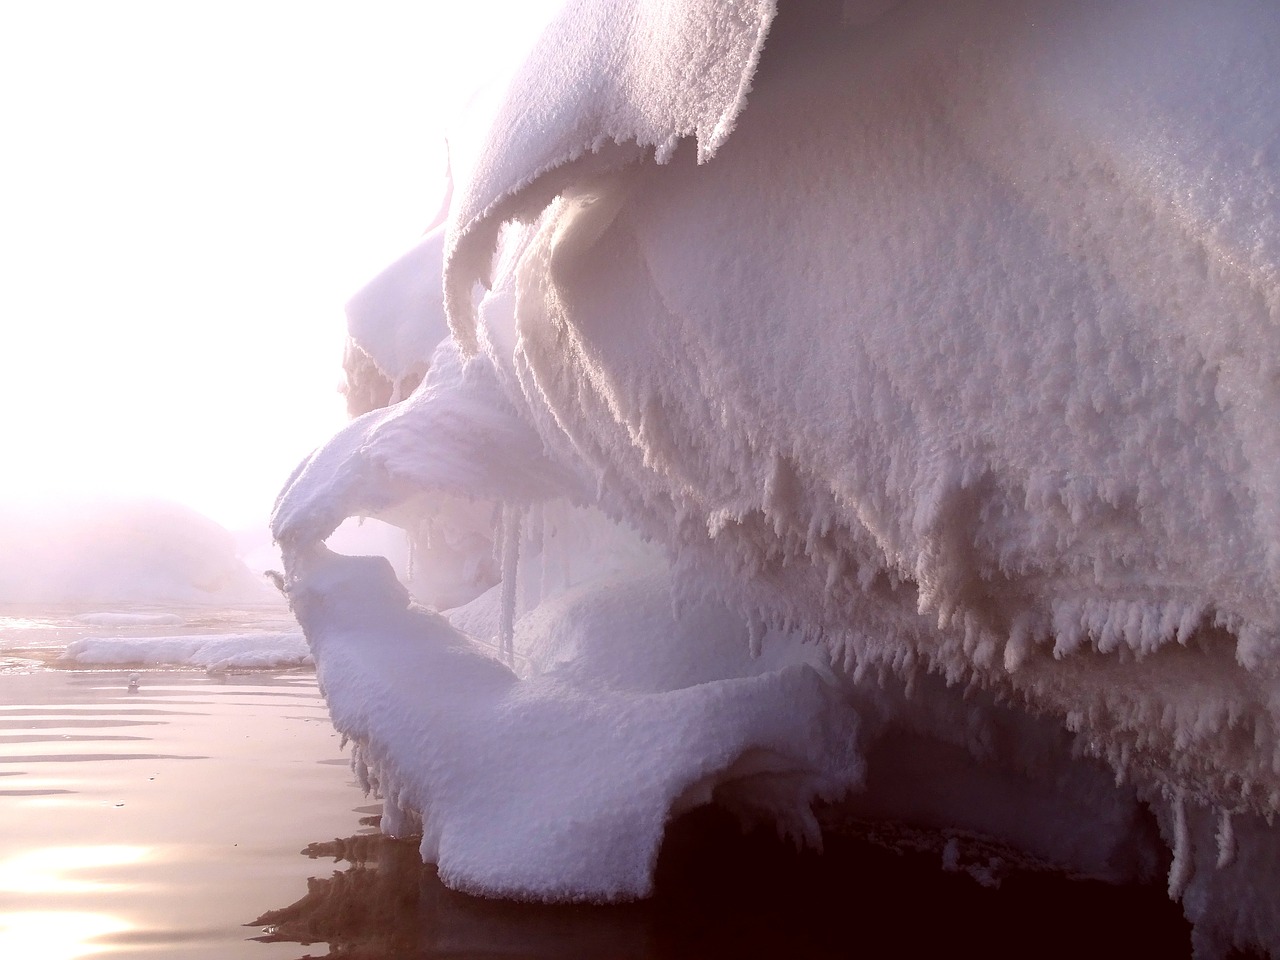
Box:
left=0, top=664, right=1194, bottom=959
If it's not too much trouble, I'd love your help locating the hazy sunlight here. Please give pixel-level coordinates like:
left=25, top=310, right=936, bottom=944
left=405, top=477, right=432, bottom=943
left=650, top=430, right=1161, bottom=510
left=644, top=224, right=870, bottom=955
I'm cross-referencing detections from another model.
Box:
left=0, top=0, right=557, bottom=530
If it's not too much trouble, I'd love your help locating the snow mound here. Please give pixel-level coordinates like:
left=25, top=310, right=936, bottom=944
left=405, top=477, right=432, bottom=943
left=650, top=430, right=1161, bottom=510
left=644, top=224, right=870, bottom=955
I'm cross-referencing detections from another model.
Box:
left=61, top=631, right=310, bottom=671
left=74, top=612, right=186, bottom=627
left=288, top=545, right=860, bottom=899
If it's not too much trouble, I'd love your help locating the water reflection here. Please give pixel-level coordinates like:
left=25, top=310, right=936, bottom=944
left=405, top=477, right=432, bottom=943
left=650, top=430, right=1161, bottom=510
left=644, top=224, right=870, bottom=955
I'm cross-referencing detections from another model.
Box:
left=0, top=847, right=146, bottom=958
left=253, top=818, right=655, bottom=960
left=0, top=910, right=130, bottom=960
left=0, top=660, right=1193, bottom=959
left=0, top=668, right=364, bottom=959
left=0, top=845, right=148, bottom=895
left=253, top=807, right=1193, bottom=959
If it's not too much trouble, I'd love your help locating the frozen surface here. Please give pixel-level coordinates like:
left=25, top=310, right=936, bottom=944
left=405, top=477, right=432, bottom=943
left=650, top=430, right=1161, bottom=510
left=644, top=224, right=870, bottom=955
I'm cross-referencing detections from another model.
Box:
left=61, top=631, right=310, bottom=671
left=0, top=499, right=273, bottom=605
left=275, top=0, right=1280, bottom=954
left=74, top=612, right=186, bottom=627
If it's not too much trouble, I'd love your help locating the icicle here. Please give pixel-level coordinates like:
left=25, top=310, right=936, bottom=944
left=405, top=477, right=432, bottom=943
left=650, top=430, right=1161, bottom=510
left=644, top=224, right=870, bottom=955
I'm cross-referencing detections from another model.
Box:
left=747, top=612, right=765, bottom=658
left=352, top=749, right=370, bottom=793
left=499, top=502, right=523, bottom=667
left=825, top=555, right=840, bottom=593
left=903, top=652, right=918, bottom=698
left=491, top=501, right=505, bottom=567
left=1167, top=789, right=1194, bottom=900
left=1114, top=743, right=1131, bottom=786
left=1004, top=614, right=1036, bottom=672
left=1215, top=808, right=1237, bottom=870
left=405, top=526, right=416, bottom=584
left=534, top=502, right=553, bottom=606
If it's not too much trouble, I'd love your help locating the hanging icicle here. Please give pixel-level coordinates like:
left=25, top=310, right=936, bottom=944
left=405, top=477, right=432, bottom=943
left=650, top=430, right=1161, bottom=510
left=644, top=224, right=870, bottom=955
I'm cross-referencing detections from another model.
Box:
left=1168, top=789, right=1194, bottom=900
left=405, top=523, right=416, bottom=584
left=499, top=502, right=524, bottom=667
left=747, top=611, right=765, bottom=659
left=1216, top=808, right=1237, bottom=870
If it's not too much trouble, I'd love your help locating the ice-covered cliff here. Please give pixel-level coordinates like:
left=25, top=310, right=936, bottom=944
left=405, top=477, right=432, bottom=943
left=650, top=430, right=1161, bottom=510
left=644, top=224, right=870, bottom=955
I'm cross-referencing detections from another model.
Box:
left=274, top=0, right=1280, bottom=954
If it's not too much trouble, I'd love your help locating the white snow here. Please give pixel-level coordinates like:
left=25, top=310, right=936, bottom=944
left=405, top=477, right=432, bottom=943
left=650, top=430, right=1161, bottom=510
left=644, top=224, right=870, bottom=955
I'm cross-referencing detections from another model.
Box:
left=342, top=226, right=451, bottom=414
left=287, top=543, right=861, bottom=899
left=73, top=612, right=185, bottom=627
left=274, top=0, right=1280, bottom=955
left=61, top=631, right=310, bottom=671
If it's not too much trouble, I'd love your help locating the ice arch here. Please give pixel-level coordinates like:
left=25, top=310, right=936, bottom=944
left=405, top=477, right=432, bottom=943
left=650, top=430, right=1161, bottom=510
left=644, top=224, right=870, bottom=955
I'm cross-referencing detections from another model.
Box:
left=277, top=0, right=1280, bottom=954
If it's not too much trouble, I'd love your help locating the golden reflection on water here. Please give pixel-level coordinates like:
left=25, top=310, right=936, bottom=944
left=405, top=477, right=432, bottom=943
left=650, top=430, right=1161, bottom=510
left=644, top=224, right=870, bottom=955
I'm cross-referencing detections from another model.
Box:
left=0, top=846, right=146, bottom=959
left=0, top=617, right=52, bottom=631
left=0, top=844, right=149, bottom=895
left=0, top=668, right=362, bottom=958
left=0, top=910, right=130, bottom=960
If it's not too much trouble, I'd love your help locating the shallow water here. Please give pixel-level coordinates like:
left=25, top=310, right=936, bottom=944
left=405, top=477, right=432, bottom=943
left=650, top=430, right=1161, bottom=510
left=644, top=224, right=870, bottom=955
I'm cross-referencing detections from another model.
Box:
left=0, top=606, right=1195, bottom=959
left=0, top=668, right=369, bottom=959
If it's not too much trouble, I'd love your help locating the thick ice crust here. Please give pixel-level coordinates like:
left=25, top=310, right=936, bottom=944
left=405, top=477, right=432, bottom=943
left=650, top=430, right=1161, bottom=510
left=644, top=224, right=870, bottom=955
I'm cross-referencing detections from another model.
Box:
left=277, top=0, right=1280, bottom=954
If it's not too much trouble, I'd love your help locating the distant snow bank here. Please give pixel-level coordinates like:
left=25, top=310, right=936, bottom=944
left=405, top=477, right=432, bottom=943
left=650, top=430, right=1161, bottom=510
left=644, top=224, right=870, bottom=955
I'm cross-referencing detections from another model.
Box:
left=62, top=632, right=310, bottom=671
left=0, top=498, right=275, bottom=605
left=74, top=612, right=186, bottom=627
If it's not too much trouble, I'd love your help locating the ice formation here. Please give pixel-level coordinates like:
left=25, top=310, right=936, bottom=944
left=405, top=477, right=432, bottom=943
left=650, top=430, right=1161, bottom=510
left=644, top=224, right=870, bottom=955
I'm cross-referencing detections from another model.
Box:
left=73, top=612, right=185, bottom=627
left=274, top=0, right=1280, bottom=953
left=60, top=632, right=310, bottom=671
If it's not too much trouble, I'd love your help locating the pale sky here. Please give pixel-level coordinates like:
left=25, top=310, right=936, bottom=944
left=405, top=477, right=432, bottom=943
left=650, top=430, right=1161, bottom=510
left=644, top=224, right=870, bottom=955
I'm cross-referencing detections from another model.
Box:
left=0, top=1, right=557, bottom=532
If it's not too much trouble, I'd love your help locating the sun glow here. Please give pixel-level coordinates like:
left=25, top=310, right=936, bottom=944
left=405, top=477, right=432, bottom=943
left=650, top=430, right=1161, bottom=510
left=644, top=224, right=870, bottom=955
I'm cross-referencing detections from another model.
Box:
left=0, top=911, right=131, bottom=960
left=0, top=847, right=148, bottom=959
left=0, top=1, right=558, bottom=531
left=0, top=845, right=150, bottom=895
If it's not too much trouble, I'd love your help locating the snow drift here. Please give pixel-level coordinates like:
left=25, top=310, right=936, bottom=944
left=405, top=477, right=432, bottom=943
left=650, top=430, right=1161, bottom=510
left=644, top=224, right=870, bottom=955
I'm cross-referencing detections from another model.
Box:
left=275, top=0, right=1280, bottom=954
left=73, top=612, right=185, bottom=627
left=61, top=631, right=310, bottom=671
